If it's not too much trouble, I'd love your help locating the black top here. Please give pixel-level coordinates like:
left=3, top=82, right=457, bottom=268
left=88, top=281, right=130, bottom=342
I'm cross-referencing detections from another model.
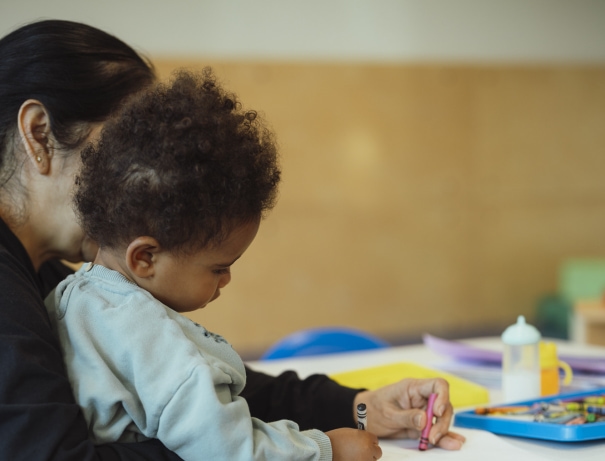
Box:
left=0, top=218, right=358, bottom=460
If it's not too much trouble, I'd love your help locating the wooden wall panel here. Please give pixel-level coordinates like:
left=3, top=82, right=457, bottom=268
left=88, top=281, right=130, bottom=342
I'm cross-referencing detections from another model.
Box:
left=152, top=60, right=605, bottom=357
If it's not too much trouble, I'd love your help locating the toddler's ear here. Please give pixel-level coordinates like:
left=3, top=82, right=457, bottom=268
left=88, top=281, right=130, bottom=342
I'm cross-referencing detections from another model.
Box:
left=125, top=237, right=161, bottom=278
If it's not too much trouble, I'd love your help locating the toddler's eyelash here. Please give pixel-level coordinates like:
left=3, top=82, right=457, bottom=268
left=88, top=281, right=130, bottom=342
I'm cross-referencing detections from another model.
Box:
left=213, top=268, right=230, bottom=275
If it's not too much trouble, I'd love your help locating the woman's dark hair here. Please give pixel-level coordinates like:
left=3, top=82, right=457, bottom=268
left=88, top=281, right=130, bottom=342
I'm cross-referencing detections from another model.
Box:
left=75, top=68, right=281, bottom=253
left=0, top=19, right=155, bottom=182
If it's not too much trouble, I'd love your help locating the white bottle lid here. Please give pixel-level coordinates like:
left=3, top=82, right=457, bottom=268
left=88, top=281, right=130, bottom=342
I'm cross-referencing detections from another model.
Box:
left=501, top=315, right=541, bottom=345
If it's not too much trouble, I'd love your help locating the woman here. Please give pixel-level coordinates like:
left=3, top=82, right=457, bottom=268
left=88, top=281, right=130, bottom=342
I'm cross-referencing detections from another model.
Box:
left=0, top=19, right=464, bottom=460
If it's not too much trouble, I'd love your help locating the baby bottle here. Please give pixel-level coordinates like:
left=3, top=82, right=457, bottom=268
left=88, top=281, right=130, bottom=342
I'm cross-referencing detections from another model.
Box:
left=501, top=315, right=541, bottom=402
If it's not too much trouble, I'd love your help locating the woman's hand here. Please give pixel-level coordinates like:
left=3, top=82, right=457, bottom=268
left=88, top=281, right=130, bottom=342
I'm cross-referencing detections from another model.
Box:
left=353, top=378, right=466, bottom=450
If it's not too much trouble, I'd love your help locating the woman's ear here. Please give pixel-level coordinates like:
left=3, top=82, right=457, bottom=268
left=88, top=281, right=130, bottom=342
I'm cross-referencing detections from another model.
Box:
left=17, top=99, right=53, bottom=174
left=125, top=236, right=162, bottom=279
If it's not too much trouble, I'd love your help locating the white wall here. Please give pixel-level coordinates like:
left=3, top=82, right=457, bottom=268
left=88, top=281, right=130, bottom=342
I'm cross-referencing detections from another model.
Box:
left=1, top=0, right=605, bottom=63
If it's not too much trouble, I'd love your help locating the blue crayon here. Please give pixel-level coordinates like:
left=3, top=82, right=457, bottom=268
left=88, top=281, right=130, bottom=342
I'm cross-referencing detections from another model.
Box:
left=586, top=405, right=605, bottom=416
left=356, top=403, right=367, bottom=430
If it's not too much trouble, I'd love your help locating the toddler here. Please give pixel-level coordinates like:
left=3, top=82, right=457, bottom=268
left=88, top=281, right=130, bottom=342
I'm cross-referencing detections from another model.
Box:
left=45, top=69, right=381, bottom=461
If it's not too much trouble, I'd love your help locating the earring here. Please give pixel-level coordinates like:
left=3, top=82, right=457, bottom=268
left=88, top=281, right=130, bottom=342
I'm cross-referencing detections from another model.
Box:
left=36, top=156, right=42, bottom=163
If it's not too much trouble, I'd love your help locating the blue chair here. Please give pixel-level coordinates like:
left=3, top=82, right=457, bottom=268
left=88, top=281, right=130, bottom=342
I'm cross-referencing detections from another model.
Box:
left=261, top=327, right=390, bottom=360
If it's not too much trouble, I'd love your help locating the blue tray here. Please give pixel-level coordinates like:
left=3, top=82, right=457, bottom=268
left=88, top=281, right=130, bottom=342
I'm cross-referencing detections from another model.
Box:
left=454, top=388, right=605, bottom=442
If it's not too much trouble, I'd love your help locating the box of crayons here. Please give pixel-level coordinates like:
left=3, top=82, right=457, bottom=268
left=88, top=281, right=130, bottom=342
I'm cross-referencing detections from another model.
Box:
left=454, top=388, right=605, bottom=442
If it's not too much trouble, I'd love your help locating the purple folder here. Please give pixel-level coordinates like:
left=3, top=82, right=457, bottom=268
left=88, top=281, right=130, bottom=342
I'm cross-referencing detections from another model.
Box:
left=423, top=334, right=605, bottom=374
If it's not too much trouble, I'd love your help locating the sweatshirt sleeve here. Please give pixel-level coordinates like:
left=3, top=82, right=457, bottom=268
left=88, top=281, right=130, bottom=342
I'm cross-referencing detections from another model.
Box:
left=157, top=368, right=332, bottom=461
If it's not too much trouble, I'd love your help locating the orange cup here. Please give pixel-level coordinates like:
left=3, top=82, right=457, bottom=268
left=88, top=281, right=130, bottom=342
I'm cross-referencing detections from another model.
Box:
left=540, top=341, right=573, bottom=396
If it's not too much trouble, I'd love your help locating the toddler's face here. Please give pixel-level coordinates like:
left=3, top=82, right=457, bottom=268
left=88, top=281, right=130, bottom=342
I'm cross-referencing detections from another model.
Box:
left=148, top=219, right=260, bottom=313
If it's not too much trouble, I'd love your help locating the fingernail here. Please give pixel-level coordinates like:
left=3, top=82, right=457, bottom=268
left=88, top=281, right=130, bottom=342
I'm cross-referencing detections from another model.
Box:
left=437, top=405, right=446, bottom=416
left=432, top=433, right=441, bottom=445
left=414, top=413, right=423, bottom=428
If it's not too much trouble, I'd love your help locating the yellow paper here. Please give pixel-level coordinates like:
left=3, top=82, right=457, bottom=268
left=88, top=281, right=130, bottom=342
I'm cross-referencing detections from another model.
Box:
left=330, top=362, right=489, bottom=408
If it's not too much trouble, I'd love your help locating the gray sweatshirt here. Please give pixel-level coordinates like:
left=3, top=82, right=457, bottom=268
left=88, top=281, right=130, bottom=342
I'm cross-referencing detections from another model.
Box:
left=45, top=264, right=331, bottom=461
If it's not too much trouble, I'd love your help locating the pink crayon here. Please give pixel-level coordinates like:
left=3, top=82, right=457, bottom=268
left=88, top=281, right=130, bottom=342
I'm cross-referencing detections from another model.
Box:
left=419, top=393, right=438, bottom=451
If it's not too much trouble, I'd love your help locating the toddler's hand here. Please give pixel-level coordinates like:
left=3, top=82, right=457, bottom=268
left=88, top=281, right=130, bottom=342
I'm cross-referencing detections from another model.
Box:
left=326, top=428, right=382, bottom=461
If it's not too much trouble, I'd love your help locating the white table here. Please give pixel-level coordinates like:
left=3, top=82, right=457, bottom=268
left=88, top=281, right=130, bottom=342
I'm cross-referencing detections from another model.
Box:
left=246, top=338, right=605, bottom=460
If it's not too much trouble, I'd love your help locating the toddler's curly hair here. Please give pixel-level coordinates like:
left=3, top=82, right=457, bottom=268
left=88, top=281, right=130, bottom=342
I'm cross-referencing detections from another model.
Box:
left=75, top=68, right=281, bottom=253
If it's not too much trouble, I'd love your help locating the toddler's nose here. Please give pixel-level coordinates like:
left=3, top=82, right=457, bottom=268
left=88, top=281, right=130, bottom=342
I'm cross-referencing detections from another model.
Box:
left=218, top=272, right=231, bottom=289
